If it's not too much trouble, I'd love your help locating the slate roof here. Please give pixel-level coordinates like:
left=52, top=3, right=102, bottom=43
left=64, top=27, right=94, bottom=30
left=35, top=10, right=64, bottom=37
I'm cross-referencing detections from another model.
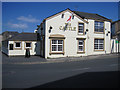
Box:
left=73, top=11, right=111, bottom=21
left=2, top=31, right=18, bottom=35
left=43, top=8, right=111, bottom=22
left=112, top=19, right=120, bottom=24
left=6, top=33, right=37, bottom=41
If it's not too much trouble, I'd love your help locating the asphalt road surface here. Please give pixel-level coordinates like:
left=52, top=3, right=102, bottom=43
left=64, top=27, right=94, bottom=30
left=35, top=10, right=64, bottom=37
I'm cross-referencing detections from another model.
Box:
left=2, top=53, right=120, bottom=89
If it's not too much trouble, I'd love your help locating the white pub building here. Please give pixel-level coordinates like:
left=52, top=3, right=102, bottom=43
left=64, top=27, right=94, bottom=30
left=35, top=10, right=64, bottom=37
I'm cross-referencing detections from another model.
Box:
left=37, top=8, right=112, bottom=59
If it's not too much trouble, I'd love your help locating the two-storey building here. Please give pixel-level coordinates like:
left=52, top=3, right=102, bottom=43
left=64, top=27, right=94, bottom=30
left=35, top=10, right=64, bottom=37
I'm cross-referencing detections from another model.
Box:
left=37, top=8, right=112, bottom=58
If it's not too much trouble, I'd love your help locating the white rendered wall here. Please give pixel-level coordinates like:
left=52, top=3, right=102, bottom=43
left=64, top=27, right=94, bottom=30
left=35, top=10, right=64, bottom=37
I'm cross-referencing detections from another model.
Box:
left=104, top=21, right=111, bottom=54
left=87, top=20, right=111, bottom=55
left=45, top=11, right=88, bottom=58
left=43, top=11, right=111, bottom=58
left=8, top=41, right=40, bottom=56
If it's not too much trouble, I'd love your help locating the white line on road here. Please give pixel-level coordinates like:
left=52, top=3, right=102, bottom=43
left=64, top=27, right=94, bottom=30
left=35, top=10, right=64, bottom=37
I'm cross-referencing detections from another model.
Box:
left=71, top=67, right=90, bottom=71
left=109, top=64, right=118, bottom=67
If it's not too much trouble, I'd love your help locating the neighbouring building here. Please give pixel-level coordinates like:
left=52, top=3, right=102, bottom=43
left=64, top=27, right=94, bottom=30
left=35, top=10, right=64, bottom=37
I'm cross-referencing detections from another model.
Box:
left=37, top=8, right=112, bottom=58
left=0, top=34, right=2, bottom=50
left=111, top=20, right=120, bottom=53
left=2, top=32, right=40, bottom=56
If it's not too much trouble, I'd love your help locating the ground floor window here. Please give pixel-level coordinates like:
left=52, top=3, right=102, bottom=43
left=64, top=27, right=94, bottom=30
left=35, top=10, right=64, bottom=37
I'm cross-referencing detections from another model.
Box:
left=25, top=42, right=31, bottom=48
left=51, top=40, right=63, bottom=52
left=9, top=44, right=13, bottom=50
left=94, top=39, right=104, bottom=50
left=78, top=40, right=85, bottom=52
left=15, top=42, right=21, bottom=48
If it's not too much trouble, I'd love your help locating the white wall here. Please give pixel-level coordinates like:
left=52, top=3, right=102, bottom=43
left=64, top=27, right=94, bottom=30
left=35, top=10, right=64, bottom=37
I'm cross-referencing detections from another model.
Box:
left=45, top=11, right=88, bottom=58
left=104, top=21, right=111, bottom=54
left=40, top=10, right=111, bottom=58
left=8, top=41, right=40, bottom=56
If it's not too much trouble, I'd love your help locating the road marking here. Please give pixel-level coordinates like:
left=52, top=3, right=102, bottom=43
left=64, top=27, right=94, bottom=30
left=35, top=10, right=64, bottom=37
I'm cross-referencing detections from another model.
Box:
left=71, top=67, right=90, bottom=71
left=109, top=64, right=118, bottom=66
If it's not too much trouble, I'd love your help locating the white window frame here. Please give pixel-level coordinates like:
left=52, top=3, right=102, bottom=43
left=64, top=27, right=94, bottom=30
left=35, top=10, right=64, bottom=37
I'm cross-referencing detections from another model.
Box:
left=51, top=40, right=63, bottom=52
left=25, top=42, right=32, bottom=48
left=94, top=39, right=104, bottom=50
left=78, top=23, right=84, bottom=34
left=14, top=42, right=21, bottom=48
left=78, top=40, right=84, bottom=52
left=95, top=21, right=104, bottom=32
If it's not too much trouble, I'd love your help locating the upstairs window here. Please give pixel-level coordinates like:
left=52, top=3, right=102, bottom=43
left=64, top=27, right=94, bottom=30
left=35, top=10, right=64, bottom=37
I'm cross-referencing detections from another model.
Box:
left=78, top=23, right=84, bottom=34
left=95, top=21, right=104, bottom=32
left=61, top=14, right=64, bottom=18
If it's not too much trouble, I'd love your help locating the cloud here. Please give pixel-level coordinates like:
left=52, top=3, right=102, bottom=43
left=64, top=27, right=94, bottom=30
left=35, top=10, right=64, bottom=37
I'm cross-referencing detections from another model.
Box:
left=8, top=22, right=28, bottom=29
left=17, top=15, right=40, bottom=23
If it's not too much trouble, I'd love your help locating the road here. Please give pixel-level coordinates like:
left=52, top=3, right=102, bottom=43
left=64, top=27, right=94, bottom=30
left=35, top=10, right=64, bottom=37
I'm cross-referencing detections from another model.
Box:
left=2, top=53, right=120, bottom=89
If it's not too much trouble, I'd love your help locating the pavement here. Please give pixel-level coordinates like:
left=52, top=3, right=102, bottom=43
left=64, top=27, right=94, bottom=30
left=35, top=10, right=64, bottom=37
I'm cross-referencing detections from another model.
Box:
left=2, top=52, right=120, bottom=89
left=2, top=52, right=120, bottom=64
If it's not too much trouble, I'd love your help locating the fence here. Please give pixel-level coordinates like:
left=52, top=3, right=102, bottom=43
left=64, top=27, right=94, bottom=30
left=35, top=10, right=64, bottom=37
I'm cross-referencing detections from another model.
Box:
left=111, top=39, right=120, bottom=53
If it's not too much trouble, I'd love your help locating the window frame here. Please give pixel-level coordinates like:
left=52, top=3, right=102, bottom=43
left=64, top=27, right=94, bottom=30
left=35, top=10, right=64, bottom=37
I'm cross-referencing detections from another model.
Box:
left=24, top=41, right=32, bottom=50
left=78, top=22, right=85, bottom=35
left=94, top=38, right=104, bottom=51
left=50, top=39, right=64, bottom=55
left=94, top=21, right=105, bottom=34
left=51, top=40, right=63, bottom=52
left=14, top=42, right=21, bottom=48
left=25, top=42, right=32, bottom=48
left=77, top=38, right=86, bottom=53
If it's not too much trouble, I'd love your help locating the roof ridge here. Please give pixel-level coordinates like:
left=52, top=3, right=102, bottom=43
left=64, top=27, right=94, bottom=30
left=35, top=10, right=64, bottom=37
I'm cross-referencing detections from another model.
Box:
left=73, top=11, right=97, bottom=15
left=21, top=32, right=36, bottom=34
left=5, top=33, right=19, bottom=41
left=73, top=10, right=111, bottom=22
left=95, top=14, right=111, bottom=21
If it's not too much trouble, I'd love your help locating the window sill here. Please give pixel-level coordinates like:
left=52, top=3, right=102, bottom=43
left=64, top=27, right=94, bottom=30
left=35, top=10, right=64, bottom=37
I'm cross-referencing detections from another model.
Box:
left=25, top=48, right=32, bottom=50
left=13, top=48, right=22, bottom=50
left=78, top=33, right=85, bottom=35
left=94, top=50, right=104, bottom=51
left=94, top=32, right=104, bottom=34
left=49, top=52, right=64, bottom=55
left=14, top=47, right=21, bottom=48
left=77, top=52, right=85, bottom=54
